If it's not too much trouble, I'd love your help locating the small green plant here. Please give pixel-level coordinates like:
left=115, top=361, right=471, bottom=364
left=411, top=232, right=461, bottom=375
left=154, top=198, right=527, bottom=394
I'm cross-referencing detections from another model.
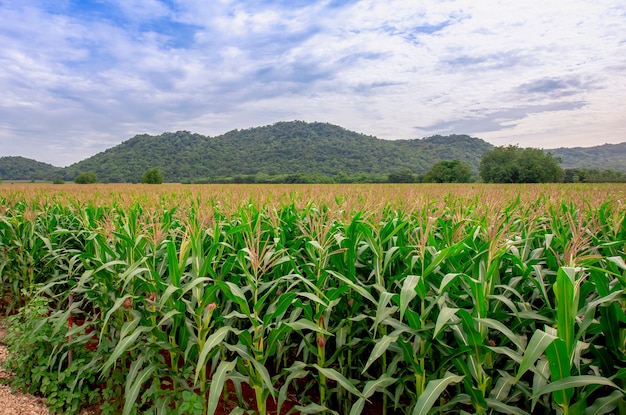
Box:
left=74, top=172, right=97, bottom=184
left=141, top=168, right=163, bottom=184
left=2, top=290, right=100, bottom=414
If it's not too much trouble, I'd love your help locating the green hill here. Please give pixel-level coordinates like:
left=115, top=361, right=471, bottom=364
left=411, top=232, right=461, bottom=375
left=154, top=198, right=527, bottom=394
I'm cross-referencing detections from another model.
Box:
left=0, top=156, right=60, bottom=181
left=550, top=143, right=626, bottom=171
left=61, top=121, right=493, bottom=183
left=3, top=121, right=624, bottom=183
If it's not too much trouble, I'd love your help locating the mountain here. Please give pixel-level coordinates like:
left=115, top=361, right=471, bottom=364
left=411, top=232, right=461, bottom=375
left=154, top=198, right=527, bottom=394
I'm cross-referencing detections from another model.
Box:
left=2, top=121, right=624, bottom=183
left=549, top=142, right=626, bottom=171
left=60, top=121, right=493, bottom=183
left=0, top=156, right=60, bottom=181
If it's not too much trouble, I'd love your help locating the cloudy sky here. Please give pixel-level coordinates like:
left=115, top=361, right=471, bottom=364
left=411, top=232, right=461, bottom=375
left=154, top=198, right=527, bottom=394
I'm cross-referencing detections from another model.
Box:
left=1, top=0, right=625, bottom=166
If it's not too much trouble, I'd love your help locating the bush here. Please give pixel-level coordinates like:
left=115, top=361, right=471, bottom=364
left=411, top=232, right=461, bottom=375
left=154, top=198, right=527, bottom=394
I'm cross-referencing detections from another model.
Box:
left=141, top=168, right=163, bottom=184
left=74, top=172, right=97, bottom=184
left=479, top=145, right=563, bottom=183
left=423, top=159, right=473, bottom=183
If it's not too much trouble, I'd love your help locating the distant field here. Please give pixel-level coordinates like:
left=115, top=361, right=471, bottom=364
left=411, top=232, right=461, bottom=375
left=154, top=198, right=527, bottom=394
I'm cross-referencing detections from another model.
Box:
left=0, top=183, right=624, bottom=414
left=1, top=182, right=623, bottom=211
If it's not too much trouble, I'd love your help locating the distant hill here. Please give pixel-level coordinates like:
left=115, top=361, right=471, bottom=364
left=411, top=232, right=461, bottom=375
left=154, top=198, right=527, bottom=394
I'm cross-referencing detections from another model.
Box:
left=1, top=121, right=624, bottom=183
left=550, top=143, right=626, bottom=171
left=0, top=156, right=60, bottom=181
left=60, top=121, right=493, bottom=183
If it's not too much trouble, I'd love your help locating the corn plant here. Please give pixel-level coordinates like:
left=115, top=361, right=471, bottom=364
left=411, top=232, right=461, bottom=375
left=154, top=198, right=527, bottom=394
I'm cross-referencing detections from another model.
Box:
left=0, top=183, right=625, bottom=415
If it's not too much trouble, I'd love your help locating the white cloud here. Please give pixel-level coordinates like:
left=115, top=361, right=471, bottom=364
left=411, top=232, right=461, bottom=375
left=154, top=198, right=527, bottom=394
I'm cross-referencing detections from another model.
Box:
left=0, top=0, right=625, bottom=165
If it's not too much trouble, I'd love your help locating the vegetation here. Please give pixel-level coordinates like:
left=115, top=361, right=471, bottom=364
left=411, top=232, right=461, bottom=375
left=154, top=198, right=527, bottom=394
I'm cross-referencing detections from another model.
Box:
left=0, top=183, right=624, bottom=415
left=141, top=168, right=164, bottom=184
left=0, top=156, right=60, bottom=181
left=55, top=122, right=493, bottom=183
left=552, top=142, right=626, bottom=172
left=2, top=122, right=626, bottom=183
left=60, top=124, right=490, bottom=183
left=74, top=172, right=97, bottom=184
left=480, top=145, right=564, bottom=183
left=564, top=168, right=626, bottom=183
left=387, top=169, right=418, bottom=183
left=423, top=159, right=472, bottom=183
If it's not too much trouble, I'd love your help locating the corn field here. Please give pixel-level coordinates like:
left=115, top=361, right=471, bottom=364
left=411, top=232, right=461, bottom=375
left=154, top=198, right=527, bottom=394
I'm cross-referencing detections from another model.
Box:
left=0, top=184, right=624, bottom=415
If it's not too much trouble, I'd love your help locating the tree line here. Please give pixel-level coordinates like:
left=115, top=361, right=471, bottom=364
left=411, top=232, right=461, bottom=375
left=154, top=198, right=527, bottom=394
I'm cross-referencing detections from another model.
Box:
left=66, top=144, right=626, bottom=184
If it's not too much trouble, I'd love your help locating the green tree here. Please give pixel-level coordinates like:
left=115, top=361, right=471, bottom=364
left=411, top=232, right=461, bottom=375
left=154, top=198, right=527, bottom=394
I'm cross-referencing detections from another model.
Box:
left=74, top=172, right=97, bottom=184
left=479, top=145, right=563, bottom=183
left=141, top=168, right=164, bottom=184
left=423, top=159, right=473, bottom=183
left=388, top=169, right=416, bottom=183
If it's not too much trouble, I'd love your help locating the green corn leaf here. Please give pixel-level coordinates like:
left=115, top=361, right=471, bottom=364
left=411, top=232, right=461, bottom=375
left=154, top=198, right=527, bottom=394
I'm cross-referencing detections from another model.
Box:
left=411, top=372, right=464, bottom=415
left=181, top=276, right=213, bottom=296
left=434, top=306, right=459, bottom=338
left=266, top=292, right=297, bottom=322
left=278, top=362, right=309, bottom=414
left=485, top=398, right=531, bottom=415
left=206, top=360, right=237, bottom=415
left=585, top=390, right=625, bottom=415
left=194, top=326, right=233, bottom=384
left=531, top=376, right=624, bottom=410
left=373, top=291, right=396, bottom=333
left=516, top=329, right=557, bottom=381
left=158, top=284, right=181, bottom=306
left=123, top=360, right=156, bottom=415
left=476, top=317, right=525, bottom=351
left=295, top=403, right=339, bottom=414
left=400, top=275, right=419, bottom=322
left=99, top=294, right=134, bottom=344
left=362, top=334, right=399, bottom=374
left=286, top=319, right=332, bottom=335
left=156, top=309, right=180, bottom=327
left=489, top=371, right=515, bottom=401
left=457, top=309, right=482, bottom=348
left=217, top=280, right=251, bottom=316
left=296, top=291, right=329, bottom=307
left=607, top=256, right=626, bottom=270
left=423, top=242, right=464, bottom=277
left=545, top=338, right=573, bottom=406
left=327, top=270, right=376, bottom=304
left=226, top=343, right=276, bottom=397
left=555, top=267, right=577, bottom=355
left=487, top=346, right=523, bottom=365
left=101, top=327, right=150, bottom=374
left=438, top=273, right=464, bottom=294
left=533, top=359, right=551, bottom=400
left=349, top=374, right=396, bottom=415
left=313, top=365, right=364, bottom=398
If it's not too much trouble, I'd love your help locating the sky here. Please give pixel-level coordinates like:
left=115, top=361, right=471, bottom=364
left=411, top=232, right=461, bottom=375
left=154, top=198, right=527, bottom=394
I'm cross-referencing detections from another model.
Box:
left=1, top=0, right=625, bottom=167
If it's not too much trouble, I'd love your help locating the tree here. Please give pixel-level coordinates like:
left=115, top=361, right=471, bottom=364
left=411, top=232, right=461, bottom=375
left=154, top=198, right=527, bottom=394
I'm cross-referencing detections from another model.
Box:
left=423, top=160, right=472, bottom=183
left=479, top=146, right=563, bottom=183
left=74, top=172, right=97, bottom=184
left=388, top=169, right=416, bottom=183
left=141, top=168, right=163, bottom=184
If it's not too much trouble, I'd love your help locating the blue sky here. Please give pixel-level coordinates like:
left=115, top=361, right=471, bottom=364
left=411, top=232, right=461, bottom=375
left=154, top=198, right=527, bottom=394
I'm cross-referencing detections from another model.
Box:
left=1, top=0, right=625, bottom=166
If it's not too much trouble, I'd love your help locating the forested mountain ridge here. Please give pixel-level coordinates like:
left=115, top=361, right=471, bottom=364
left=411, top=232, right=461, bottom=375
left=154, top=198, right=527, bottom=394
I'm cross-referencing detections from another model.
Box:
left=61, top=121, right=493, bottom=182
left=1, top=121, right=624, bottom=183
left=550, top=142, right=626, bottom=171
left=0, top=156, right=60, bottom=181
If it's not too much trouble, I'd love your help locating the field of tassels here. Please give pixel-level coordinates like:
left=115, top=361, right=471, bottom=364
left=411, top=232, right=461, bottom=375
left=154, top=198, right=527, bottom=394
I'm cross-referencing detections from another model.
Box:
left=0, top=183, right=624, bottom=415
